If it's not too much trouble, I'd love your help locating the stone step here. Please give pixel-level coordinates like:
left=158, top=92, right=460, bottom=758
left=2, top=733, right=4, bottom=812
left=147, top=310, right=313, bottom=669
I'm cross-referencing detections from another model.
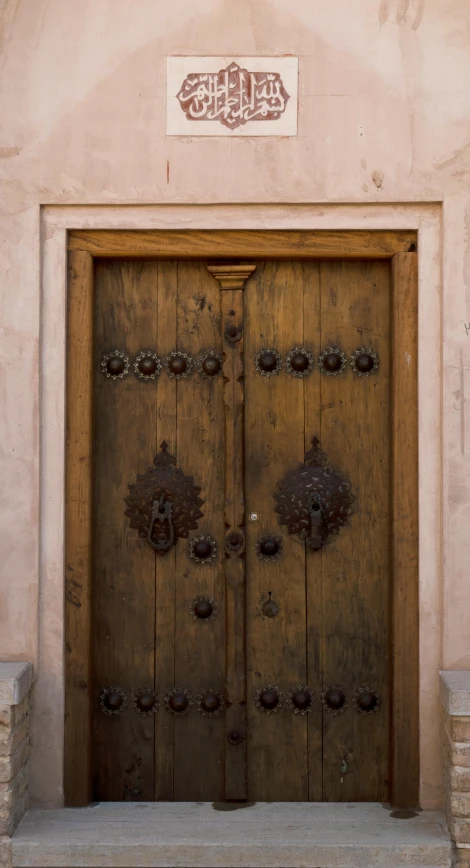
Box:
left=12, top=802, right=452, bottom=868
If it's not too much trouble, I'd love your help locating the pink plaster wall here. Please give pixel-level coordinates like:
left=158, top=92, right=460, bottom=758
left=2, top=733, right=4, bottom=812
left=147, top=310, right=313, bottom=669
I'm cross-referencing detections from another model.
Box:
left=0, top=0, right=469, bottom=806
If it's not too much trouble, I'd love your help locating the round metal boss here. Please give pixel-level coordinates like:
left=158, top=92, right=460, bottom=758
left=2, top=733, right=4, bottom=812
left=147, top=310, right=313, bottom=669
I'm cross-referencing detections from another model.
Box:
left=255, top=684, right=283, bottom=714
left=350, top=347, right=379, bottom=377
left=100, top=350, right=130, bottom=380
left=256, top=534, right=283, bottom=562
left=189, top=535, right=217, bottom=564
left=225, top=530, right=245, bottom=556
left=353, top=686, right=381, bottom=714
left=165, top=351, right=194, bottom=379
left=134, top=351, right=162, bottom=381
left=164, top=687, right=193, bottom=715
left=100, top=686, right=127, bottom=715
left=322, top=685, right=347, bottom=714
left=190, top=595, right=218, bottom=622
left=255, top=348, right=283, bottom=377
left=318, top=347, right=347, bottom=376
left=285, top=347, right=314, bottom=378
left=196, top=689, right=225, bottom=717
left=197, top=350, right=223, bottom=379
left=132, top=688, right=159, bottom=716
left=287, top=685, right=314, bottom=715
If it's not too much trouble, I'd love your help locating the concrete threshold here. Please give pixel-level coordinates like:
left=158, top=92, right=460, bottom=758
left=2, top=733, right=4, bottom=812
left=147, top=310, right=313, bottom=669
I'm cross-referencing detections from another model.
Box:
left=12, top=802, right=452, bottom=868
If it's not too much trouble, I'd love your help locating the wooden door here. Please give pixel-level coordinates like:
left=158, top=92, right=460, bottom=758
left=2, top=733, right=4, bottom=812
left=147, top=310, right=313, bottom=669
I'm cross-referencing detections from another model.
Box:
left=66, top=244, right=418, bottom=805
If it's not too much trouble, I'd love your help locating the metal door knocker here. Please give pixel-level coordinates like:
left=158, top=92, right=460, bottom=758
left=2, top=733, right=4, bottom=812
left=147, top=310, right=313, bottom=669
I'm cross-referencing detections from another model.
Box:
left=125, top=442, right=204, bottom=555
left=274, top=436, right=353, bottom=551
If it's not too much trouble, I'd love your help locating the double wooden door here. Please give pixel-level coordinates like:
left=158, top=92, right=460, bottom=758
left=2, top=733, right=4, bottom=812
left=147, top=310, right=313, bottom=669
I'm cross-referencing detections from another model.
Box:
left=89, top=256, right=394, bottom=803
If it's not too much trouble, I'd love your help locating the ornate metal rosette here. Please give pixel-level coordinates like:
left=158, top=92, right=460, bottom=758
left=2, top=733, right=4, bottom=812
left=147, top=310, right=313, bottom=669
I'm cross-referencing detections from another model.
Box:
left=255, top=684, right=283, bottom=715
left=100, top=686, right=127, bottom=716
left=164, top=687, right=193, bottom=716
left=164, top=351, right=194, bottom=380
left=189, top=595, right=218, bottom=623
left=321, top=685, right=348, bottom=715
left=100, top=350, right=130, bottom=380
left=285, top=346, right=314, bottom=379
left=196, top=689, right=226, bottom=718
left=255, top=534, right=283, bottom=562
left=286, top=685, right=314, bottom=715
left=132, top=688, right=159, bottom=717
left=133, top=350, right=162, bottom=381
left=189, top=535, right=217, bottom=564
left=353, top=686, right=381, bottom=715
left=255, top=347, right=283, bottom=378
left=350, top=347, right=379, bottom=377
left=224, top=530, right=245, bottom=556
left=196, top=350, right=223, bottom=379
left=318, top=347, right=347, bottom=376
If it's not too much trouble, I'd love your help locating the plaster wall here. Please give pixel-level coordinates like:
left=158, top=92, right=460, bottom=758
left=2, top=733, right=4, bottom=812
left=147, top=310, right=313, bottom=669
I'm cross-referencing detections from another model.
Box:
left=0, top=0, right=469, bottom=809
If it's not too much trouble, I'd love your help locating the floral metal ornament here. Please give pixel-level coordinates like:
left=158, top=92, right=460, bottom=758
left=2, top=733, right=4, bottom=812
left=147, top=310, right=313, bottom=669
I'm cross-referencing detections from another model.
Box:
left=255, top=684, right=283, bottom=714
left=100, top=686, right=127, bottom=716
left=100, top=350, right=130, bottom=380
left=132, top=688, right=159, bottom=717
left=353, top=686, right=381, bottom=715
left=133, top=350, right=162, bottom=381
left=124, top=441, right=204, bottom=555
left=164, top=687, right=193, bottom=716
left=350, top=347, right=379, bottom=377
left=274, top=437, right=353, bottom=551
left=286, top=685, right=314, bottom=715
left=255, top=534, right=283, bottom=562
left=196, top=350, right=223, bottom=379
left=318, top=347, right=347, bottom=376
left=196, top=689, right=226, bottom=717
left=321, top=685, right=348, bottom=715
left=189, top=535, right=217, bottom=564
left=164, top=351, right=194, bottom=379
left=285, top=346, right=314, bottom=378
left=190, top=595, right=218, bottom=623
left=255, top=347, right=283, bottom=377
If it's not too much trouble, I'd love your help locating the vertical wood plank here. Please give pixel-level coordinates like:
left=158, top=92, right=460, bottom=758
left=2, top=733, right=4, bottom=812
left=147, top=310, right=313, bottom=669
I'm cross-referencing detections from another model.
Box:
left=92, top=260, right=157, bottom=801
left=391, top=252, right=419, bottom=807
left=173, top=261, right=225, bottom=801
left=320, top=260, right=391, bottom=802
left=154, top=262, right=178, bottom=800
left=64, top=250, right=94, bottom=806
left=245, top=261, right=308, bottom=801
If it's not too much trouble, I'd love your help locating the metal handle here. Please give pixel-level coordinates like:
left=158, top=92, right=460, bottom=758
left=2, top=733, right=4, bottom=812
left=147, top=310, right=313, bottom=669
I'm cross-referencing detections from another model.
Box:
left=147, top=496, right=174, bottom=552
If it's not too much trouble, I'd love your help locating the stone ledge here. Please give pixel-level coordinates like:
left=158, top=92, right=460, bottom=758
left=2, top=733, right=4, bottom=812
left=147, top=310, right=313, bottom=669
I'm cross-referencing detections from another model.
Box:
left=12, top=803, right=451, bottom=868
left=0, top=668, right=32, bottom=708
left=440, top=672, right=470, bottom=717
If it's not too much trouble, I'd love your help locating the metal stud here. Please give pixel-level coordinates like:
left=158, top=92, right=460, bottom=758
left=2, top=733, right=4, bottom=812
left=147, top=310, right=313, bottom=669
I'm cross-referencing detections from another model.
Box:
left=227, top=730, right=246, bottom=745
left=100, top=350, right=130, bottom=380
left=164, top=351, right=194, bottom=379
left=197, top=350, right=223, bottom=379
left=350, top=347, right=379, bottom=377
left=196, top=689, right=225, bottom=717
left=132, top=688, right=159, bottom=716
left=285, top=346, right=314, bottom=378
left=164, top=687, right=193, bottom=715
left=262, top=592, right=279, bottom=618
left=353, top=686, right=381, bottom=714
left=255, top=534, right=283, bottom=562
left=189, top=535, right=217, bottom=564
left=255, top=684, right=283, bottom=714
left=100, top=686, right=127, bottom=715
left=318, top=347, right=347, bottom=376
left=225, top=530, right=245, bottom=556
left=255, top=348, right=283, bottom=377
left=287, top=685, right=314, bottom=715
left=321, top=685, right=347, bottom=715
left=225, top=324, right=242, bottom=343
left=190, top=595, right=218, bottom=622
left=134, top=351, right=162, bottom=381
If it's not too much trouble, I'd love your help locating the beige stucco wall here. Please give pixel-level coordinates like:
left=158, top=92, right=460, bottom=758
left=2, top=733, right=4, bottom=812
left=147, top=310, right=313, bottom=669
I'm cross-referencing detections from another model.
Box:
left=1, top=0, right=470, bottom=808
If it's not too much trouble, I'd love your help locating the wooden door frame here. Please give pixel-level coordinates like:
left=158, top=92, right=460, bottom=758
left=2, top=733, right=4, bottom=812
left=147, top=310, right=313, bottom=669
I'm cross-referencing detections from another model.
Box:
left=65, top=229, right=418, bottom=807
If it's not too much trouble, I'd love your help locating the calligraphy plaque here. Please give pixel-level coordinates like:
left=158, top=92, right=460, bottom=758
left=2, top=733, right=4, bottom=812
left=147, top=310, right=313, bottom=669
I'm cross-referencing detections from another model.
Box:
left=167, top=56, right=298, bottom=136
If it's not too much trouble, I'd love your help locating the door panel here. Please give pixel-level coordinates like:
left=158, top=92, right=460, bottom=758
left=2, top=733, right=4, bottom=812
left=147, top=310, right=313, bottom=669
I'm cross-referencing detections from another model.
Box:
left=90, top=256, right=391, bottom=802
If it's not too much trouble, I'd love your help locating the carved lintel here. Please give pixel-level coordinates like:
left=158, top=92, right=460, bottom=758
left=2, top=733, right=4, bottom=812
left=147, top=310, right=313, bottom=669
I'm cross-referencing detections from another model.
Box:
left=207, top=264, right=256, bottom=291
